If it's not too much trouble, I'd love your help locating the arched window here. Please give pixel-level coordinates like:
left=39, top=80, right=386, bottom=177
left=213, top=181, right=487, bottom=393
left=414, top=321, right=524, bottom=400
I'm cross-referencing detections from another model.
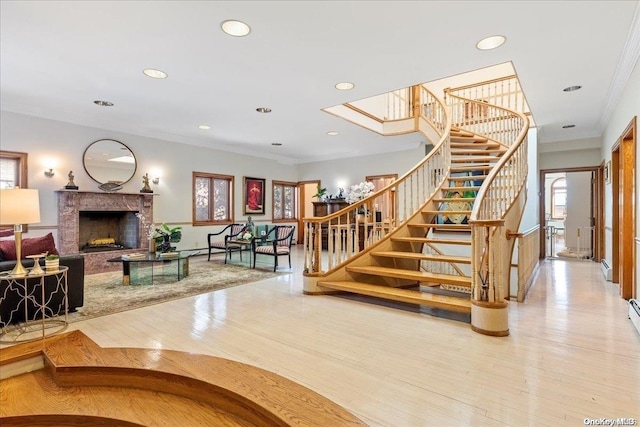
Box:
left=551, top=177, right=567, bottom=219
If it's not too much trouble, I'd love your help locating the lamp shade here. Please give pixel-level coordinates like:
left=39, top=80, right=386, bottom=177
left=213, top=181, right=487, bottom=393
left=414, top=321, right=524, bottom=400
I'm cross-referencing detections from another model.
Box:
left=0, top=188, right=41, bottom=225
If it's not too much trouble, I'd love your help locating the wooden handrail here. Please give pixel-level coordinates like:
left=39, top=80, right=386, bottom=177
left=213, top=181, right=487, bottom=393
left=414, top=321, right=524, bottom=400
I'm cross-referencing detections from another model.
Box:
left=303, top=85, right=451, bottom=274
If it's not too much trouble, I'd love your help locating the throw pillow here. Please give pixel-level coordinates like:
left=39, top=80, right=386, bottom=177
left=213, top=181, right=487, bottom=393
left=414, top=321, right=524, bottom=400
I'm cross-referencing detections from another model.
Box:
left=0, top=232, right=59, bottom=260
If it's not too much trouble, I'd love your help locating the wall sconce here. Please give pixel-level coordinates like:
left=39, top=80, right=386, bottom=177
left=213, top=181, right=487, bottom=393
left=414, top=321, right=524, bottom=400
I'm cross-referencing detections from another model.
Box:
left=43, top=157, right=56, bottom=178
left=152, top=176, right=160, bottom=185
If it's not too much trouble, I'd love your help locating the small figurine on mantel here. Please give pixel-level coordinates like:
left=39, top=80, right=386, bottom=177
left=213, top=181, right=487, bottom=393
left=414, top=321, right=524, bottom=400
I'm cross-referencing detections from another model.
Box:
left=140, top=173, right=153, bottom=193
left=64, top=170, right=78, bottom=190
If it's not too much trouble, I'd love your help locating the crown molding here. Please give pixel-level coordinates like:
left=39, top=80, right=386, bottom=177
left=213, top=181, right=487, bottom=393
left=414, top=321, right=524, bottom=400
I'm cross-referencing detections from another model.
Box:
left=597, top=1, right=640, bottom=132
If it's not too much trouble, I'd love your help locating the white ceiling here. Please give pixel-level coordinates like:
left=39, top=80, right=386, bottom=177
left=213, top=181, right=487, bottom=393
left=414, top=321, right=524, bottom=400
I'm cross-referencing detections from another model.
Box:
left=1, top=1, right=639, bottom=164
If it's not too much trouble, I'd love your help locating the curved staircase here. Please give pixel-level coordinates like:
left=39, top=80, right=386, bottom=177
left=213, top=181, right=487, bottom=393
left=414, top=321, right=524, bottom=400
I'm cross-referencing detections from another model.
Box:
left=304, top=81, right=529, bottom=335
left=316, top=127, right=507, bottom=315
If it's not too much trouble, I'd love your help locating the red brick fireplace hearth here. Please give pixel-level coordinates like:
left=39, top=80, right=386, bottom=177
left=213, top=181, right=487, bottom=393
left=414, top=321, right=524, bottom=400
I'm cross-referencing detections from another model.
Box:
left=57, top=190, right=154, bottom=274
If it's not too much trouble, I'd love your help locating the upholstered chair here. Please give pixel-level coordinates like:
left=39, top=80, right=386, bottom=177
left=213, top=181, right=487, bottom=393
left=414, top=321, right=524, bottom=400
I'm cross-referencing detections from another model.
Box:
left=207, top=224, right=245, bottom=261
left=252, top=225, right=295, bottom=271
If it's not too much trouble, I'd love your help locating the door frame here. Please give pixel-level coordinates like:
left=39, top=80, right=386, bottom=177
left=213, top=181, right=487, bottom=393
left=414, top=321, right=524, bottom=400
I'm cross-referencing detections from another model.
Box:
left=539, top=166, right=601, bottom=260
left=611, top=116, right=636, bottom=300
left=297, top=180, right=321, bottom=244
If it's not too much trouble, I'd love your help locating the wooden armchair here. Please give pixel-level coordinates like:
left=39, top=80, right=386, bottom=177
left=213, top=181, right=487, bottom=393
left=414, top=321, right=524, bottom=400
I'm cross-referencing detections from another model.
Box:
left=252, top=225, right=295, bottom=272
left=207, top=224, right=245, bottom=261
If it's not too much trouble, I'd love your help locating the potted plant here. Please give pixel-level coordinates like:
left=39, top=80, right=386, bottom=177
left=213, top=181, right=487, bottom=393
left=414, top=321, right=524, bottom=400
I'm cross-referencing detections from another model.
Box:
left=313, top=185, right=327, bottom=201
left=45, top=254, right=59, bottom=271
left=154, top=223, right=182, bottom=253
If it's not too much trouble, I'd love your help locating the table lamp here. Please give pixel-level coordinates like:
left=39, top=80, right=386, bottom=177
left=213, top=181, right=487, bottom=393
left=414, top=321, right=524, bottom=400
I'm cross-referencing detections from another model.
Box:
left=0, top=188, right=41, bottom=276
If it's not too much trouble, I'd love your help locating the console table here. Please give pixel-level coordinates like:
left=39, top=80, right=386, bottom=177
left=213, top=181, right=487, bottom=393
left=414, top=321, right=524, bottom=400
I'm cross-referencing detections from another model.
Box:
left=0, top=266, right=69, bottom=343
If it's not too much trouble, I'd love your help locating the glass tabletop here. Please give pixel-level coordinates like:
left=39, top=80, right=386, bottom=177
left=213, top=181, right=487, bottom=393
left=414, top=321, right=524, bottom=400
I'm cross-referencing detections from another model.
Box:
left=107, top=250, right=200, bottom=263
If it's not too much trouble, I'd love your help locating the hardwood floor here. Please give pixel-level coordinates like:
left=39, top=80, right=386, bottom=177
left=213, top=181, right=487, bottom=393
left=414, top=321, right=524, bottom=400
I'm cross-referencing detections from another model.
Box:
left=14, top=249, right=640, bottom=426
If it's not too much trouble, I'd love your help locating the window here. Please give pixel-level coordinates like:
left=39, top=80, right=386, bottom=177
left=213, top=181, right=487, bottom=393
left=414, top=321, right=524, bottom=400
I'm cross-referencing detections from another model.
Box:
left=551, top=177, right=567, bottom=220
left=0, top=151, right=27, bottom=189
left=1, top=151, right=28, bottom=233
left=272, top=181, right=296, bottom=221
left=193, top=172, right=234, bottom=225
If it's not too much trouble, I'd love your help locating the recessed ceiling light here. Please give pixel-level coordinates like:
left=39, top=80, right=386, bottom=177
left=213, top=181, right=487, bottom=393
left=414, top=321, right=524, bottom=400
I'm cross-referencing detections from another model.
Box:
left=271, top=142, right=282, bottom=146
left=562, top=124, right=576, bottom=129
left=221, top=20, right=251, bottom=37
left=476, top=35, right=506, bottom=50
left=94, top=100, right=114, bottom=107
left=256, top=107, right=272, bottom=113
left=143, top=68, right=168, bottom=79
left=563, top=85, right=582, bottom=92
left=198, top=125, right=212, bottom=130
left=327, top=131, right=339, bottom=136
left=335, top=82, right=355, bottom=91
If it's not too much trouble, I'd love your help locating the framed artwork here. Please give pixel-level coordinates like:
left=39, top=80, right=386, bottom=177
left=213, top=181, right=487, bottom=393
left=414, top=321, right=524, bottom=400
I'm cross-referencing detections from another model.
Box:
left=243, top=177, right=265, bottom=215
left=604, top=161, right=611, bottom=184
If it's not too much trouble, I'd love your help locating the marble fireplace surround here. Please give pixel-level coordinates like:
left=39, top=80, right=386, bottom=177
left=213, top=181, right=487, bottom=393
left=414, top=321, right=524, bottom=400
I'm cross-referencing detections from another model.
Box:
left=57, top=190, right=154, bottom=274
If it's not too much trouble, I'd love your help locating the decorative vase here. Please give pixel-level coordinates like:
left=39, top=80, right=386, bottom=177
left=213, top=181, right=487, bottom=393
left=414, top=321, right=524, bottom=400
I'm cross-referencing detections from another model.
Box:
left=45, top=258, right=59, bottom=271
left=160, top=235, right=172, bottom=253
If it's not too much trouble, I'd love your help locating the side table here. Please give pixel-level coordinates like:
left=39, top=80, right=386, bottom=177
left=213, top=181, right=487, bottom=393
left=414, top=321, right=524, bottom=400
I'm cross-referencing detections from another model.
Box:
left=0, top=266, right=69, bottom=344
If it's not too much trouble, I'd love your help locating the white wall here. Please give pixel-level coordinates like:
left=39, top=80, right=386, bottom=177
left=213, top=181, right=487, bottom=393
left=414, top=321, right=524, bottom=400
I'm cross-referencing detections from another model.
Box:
left=297, top=148, right=423, bottom=196
left=601, top=54, right=640, bottom=299
left=0, top=111, right=298, bottom=250
left=539, top=148, right=602, bottom=171
left=520, top=127, right=540, bottom=231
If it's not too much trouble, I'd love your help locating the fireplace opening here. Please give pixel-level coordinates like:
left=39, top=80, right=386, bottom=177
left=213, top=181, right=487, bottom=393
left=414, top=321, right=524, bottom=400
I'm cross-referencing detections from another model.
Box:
left=79, top=211, right=140, bottom=253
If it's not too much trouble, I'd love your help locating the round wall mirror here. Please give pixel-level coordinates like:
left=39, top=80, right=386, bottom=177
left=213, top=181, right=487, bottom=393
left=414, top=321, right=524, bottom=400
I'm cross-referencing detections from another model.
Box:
left=83, top=139, right=137, bottom=185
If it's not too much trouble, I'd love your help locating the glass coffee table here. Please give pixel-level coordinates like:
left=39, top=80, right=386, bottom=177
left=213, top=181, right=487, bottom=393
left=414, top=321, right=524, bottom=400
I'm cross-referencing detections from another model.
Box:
left=107, top=250, right=200, bottom=286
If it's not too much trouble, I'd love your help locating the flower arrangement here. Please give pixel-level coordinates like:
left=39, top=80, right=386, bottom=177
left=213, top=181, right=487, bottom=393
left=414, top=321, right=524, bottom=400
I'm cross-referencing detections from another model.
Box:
left=239, top=231, right=253, bottom=241
left=135, top=213, right=157, bottom=239
left=346, top=181, right=375, bottom=204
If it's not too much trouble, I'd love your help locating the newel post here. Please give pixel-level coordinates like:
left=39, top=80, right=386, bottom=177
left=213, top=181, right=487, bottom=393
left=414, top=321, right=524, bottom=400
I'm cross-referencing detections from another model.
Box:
left=469, top=219, right=509, bottom=337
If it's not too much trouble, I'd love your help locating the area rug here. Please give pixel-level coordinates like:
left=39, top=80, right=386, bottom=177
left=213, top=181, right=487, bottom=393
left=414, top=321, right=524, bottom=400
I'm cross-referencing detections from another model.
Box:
left=68, top=259, right=285, bottom=323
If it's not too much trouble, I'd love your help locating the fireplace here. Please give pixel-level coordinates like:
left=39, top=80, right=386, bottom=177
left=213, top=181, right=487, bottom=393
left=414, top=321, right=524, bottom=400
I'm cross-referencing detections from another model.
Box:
left=79, top=210, right=139, bottom=252
left=57, top=190, right=154, bottom=273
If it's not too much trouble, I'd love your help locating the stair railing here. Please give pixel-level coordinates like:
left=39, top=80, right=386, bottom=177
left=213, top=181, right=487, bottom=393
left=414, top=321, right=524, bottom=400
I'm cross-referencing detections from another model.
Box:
left=303, top=85, right=451, bottom=275
left=446, top=91, right=529, bottom=306
left=446, top=75, right=531, bottom=125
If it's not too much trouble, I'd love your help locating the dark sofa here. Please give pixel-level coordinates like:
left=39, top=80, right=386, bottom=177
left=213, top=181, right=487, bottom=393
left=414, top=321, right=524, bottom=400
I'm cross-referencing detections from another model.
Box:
left=0, top=255, right=85, bottom=327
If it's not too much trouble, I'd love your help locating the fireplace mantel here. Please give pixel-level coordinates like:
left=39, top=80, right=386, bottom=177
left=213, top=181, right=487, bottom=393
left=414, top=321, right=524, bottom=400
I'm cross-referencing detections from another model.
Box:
left=56, top=190, right=155, bottom=273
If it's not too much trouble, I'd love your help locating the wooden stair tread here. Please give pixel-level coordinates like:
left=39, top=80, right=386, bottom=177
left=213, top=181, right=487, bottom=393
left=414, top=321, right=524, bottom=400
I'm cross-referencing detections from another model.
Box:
left=317, top=281, right=471, bottom=313
left=442, top=186, right=481, bottom=191
left=450, top=135, right=488, bottom=143
left=392, top=236, right=471, bottom=245
left=451, top=156, right=500, bottom=163
left=15, top=331, right=366, bottom=427
left=346, top=265, right=471, bottom=287
left=407, top=223, right=470, bottom=230
left=0, top=370, right=246, bottom=427
left=371, top=251, right=471, bottom=264
left=422, top=210, right=472, bottom=215
left=447, top=175, right=487, bottom=181
left=450, top=165, right=494, bottom=172
left=451, top=149, right=506, bottom=155
left=433, top=197, right=476, bottom=202
left=450, top=142, right=501, bottom=149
